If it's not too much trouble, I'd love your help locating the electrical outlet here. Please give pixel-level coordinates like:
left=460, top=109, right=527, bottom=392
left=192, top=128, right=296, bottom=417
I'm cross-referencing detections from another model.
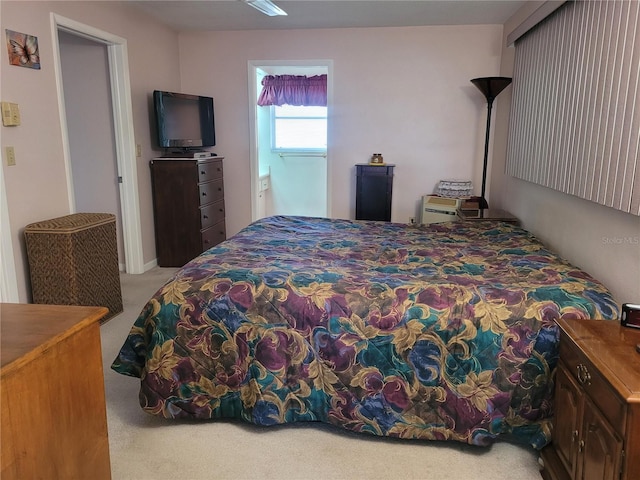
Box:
left=5, top=146, right=16, bottom=166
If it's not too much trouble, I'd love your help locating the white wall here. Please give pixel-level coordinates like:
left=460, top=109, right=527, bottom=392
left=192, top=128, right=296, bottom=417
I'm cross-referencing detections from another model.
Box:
left=177, top=26, right=505, bottom=237
left=266, top=155, right=328, bottom=218
left=1, top=1, right=181, bottom=301
left=491, top=2, right=640, bottom=304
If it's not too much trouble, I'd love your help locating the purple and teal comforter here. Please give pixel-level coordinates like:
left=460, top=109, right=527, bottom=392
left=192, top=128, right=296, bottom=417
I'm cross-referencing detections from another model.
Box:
left=112, top=216, right=618, bottom=448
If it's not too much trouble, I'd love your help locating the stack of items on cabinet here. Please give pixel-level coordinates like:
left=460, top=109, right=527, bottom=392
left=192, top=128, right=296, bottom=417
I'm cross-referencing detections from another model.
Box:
left=436, top=180, right=473, bottom=198
left=419, top=180, right=480, bottom=224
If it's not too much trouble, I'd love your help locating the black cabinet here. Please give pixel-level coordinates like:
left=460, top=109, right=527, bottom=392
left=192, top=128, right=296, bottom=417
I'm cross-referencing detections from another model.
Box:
left=355, top=164, right=394, bottom=221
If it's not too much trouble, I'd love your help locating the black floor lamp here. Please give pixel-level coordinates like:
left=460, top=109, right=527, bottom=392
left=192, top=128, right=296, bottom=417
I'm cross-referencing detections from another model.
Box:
left=471, top=77, right=512, bottom=209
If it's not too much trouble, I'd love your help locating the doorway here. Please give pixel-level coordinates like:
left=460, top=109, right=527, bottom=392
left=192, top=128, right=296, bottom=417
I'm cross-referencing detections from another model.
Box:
left=57, top=31, right=123, bottom=267
left=52, top=14, right=144, bottom=274
left=248, top=61, right=333, bottom=221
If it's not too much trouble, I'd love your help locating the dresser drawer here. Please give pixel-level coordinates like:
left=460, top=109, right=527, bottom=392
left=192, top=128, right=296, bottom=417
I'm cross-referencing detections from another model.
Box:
left=201, top=222, right=226, bottom=250
left=199, top=179, right=224, bottom=205
left=198, top=161, right=223, bottom=183
left=558, top=331, right=626, bottom=432
left=200, top=201, right=225, bottom=229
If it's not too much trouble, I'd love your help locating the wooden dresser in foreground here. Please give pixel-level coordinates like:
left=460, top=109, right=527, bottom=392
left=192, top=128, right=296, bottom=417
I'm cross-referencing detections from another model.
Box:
left=0, top=303, right=111, bottom=480
left=540, top=318, right=640, bottom=480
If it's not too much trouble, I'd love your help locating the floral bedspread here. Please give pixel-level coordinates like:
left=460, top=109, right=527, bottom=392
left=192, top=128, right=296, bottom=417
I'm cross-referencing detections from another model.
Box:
left=112, top=216, right=618, bottom=448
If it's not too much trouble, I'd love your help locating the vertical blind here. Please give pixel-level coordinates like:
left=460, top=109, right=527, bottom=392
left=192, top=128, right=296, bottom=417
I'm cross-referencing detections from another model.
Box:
left=506, top=0, right=640, bottom=216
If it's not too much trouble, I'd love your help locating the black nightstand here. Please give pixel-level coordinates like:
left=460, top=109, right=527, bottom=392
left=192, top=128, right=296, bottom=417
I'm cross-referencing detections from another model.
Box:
left=457, top=208, right=520, bottom=226
left=355, top=164, right=395, bottom=221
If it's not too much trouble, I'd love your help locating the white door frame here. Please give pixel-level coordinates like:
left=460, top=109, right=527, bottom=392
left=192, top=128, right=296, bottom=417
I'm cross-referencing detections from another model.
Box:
left=247, top=60, right=333, bottom=221
left=0, top=158, right=19, bottom=302
left=51, top=14, right=144, bottom=274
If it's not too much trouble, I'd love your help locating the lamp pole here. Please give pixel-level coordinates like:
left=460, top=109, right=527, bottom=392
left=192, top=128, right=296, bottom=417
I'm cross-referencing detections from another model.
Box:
left=471, top=77, right=512, bottom=210
left=480, top=98, right=494, bottom=209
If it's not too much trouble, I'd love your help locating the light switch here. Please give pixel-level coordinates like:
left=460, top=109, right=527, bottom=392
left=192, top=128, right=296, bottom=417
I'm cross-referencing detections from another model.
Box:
left=136, top=144, right=142, bottom=157
left=1, top=102, right=20, bottom=126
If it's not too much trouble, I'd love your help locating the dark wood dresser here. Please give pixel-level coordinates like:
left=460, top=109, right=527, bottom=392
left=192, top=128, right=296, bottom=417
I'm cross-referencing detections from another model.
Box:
left=540, top=318, right=640, bottom=480
left=150, top=156, right=226, bottom=267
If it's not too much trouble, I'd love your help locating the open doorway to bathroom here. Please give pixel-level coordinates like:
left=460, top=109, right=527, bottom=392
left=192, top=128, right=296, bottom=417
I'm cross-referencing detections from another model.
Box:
left=248, top=61, right=332, bottom=221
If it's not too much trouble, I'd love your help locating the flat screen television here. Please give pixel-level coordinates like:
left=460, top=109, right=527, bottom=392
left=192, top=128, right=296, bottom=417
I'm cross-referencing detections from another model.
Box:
left=153, top=90, right=215, bottom=151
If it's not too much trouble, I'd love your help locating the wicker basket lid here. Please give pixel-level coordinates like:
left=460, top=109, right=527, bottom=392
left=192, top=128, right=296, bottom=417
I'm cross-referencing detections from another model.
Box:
left=24, top=213, right=115, bottom=234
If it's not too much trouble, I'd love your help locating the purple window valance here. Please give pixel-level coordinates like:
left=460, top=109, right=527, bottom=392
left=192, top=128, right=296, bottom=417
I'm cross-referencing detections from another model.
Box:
left=257, top=74, right=327, bottom=107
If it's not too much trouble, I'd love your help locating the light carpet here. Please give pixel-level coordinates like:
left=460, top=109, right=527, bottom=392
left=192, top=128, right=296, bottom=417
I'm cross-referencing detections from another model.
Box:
left=101, top=267, right=543, bottom=480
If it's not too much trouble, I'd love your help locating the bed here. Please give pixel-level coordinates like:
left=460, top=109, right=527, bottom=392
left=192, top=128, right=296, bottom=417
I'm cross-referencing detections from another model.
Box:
left=111, top=215, right=618, bottom=448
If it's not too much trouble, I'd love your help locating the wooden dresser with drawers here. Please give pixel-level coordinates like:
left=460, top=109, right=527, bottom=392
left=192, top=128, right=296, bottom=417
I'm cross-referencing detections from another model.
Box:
left=150, top=156, right=226, bottom=267
left=540, top=318, right=640, bottom=480
left=1, top=303, right=111, bottom=479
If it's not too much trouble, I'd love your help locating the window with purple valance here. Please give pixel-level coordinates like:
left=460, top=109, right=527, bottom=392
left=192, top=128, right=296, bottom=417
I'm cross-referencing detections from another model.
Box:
left=257, top=74, right=327, bottom=107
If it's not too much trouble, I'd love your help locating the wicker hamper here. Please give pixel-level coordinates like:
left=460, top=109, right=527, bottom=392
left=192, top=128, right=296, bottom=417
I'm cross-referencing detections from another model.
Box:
left=24, top=213, right=123, bottom=321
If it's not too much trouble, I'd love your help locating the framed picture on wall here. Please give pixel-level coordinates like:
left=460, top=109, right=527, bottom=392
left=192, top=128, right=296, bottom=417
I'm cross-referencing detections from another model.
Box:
left=5, top=29, right=40, bottom=70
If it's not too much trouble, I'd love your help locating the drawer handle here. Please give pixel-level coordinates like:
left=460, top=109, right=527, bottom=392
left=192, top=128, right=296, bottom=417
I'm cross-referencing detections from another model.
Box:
left=572, top=430, right=578, bottom=443
left=202, top=192, right=207, bottom=197
left=578, top=440, right=585, bottom=453
left=200, top=170, right=205, bottom=175
left=218, top=187, right=223, bottom=191
left=576, top=364, right=591, bottom=386
left=203, top=215, right=208, bottom=219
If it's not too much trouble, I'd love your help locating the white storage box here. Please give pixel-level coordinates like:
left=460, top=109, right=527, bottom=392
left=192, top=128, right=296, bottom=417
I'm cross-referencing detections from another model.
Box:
left=420, top=195, right=461, bottom=224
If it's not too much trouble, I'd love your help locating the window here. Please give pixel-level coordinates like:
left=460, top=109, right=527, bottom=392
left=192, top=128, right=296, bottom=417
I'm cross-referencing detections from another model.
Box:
left=271, top=105, right=327, bottom=152
left=506, top=0, right=640, bottom=215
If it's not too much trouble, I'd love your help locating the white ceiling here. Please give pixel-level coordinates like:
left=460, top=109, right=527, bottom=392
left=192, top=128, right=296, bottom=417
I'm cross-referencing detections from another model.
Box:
left=127, top=0, right=529, bottom=32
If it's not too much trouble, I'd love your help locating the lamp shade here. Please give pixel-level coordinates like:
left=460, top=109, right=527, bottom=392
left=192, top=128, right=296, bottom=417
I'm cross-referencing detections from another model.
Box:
left=471, top=77, right=512, bottom=103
